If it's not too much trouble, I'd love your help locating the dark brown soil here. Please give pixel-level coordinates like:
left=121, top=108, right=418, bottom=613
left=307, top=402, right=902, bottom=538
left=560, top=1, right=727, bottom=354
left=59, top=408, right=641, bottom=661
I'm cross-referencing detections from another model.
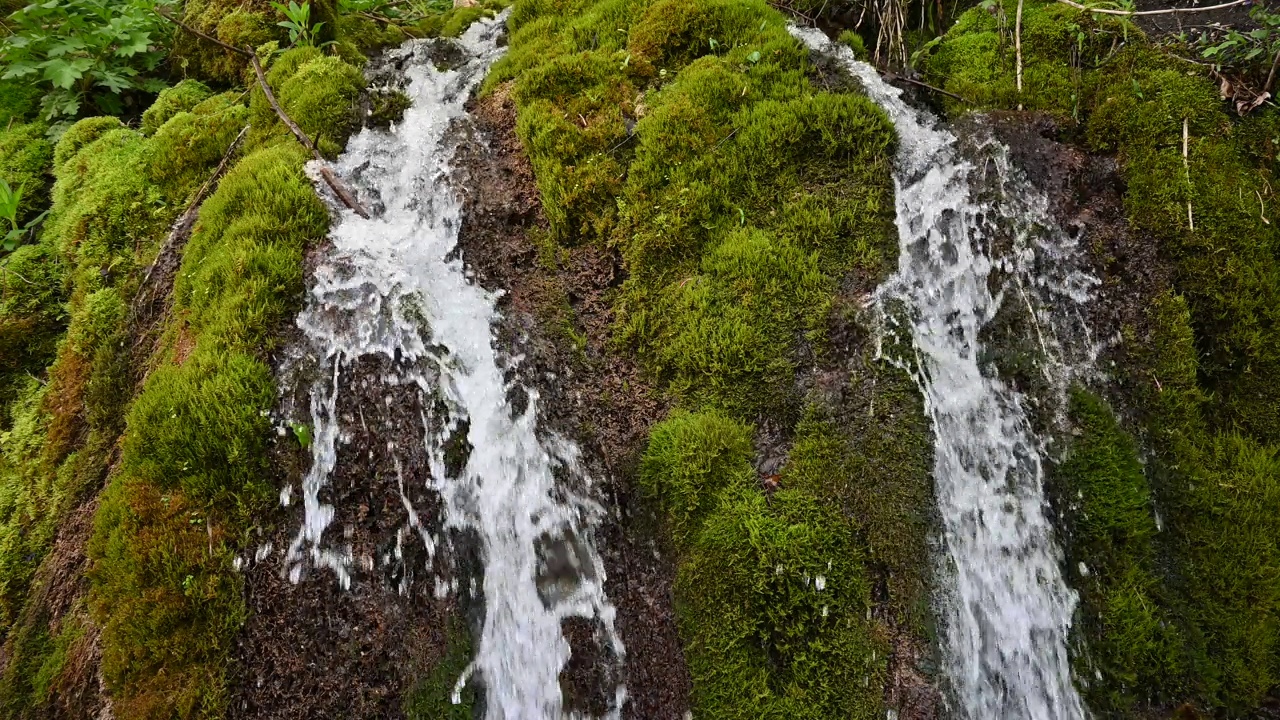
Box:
left=982, top=111, right=1175, bottom=407
left=227, top=74, right=689, bottom=720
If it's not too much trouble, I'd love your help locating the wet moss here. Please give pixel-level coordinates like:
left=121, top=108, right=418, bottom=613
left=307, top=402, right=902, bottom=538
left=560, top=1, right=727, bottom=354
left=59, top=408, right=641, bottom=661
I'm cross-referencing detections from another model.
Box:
left=503, top=0, right=916, bottom=713
left=403, top=616, right=477, bottom=719
left=1057, top=389, right=1183, bottom=712
left=922, top=9, right=1280, bottom=711
left=641, top=411, right=887, bottom=718
left=141, top=80, right=214, bottom=136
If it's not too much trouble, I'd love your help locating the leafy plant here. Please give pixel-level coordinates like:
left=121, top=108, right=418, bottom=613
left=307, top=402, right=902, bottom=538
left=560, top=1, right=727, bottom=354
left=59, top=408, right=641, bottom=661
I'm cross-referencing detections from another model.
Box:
left=1201, top=4, right=1280, bottom=74
left=0, top=179, right=47, bottom=252
left=0, top=0, right=175, bottom=122
left=273, top=1, right=327, bottom=47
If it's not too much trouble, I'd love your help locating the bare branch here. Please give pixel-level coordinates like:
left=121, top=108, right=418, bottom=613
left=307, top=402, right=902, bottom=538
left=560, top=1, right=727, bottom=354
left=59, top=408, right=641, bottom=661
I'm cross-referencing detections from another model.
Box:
left=247, top=48, right=371, bottom=219
left=154, top=7, right=253, bottom=57
left=1056, top=0, right=1251, bottom=17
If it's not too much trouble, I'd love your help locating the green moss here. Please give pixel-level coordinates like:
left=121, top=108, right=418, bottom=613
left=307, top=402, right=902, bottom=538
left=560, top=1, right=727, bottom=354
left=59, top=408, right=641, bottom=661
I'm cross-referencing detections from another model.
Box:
left=52, top=117, right=124, bottom=170
left=251, top=48, right=364, bottom=157
left=147, top=98, right=250, bottom=202
left=442, top=6, right=488, bottom=37
left=403, top=616, right=476, bottom=719
left=504, top=1, right=912, bottom=713
left=141, top=80, right=214, bottom=136
left=0, top=80, right=41, bottom=127
left=0, top=122, right=53, bottom=225
left=172, top=0, right=278, bottom=85
left=639, top=409, right=755, bottom=543
left=88, top=139, right=328, bottom=717
left=1058, top=389, right=1183, bottom=711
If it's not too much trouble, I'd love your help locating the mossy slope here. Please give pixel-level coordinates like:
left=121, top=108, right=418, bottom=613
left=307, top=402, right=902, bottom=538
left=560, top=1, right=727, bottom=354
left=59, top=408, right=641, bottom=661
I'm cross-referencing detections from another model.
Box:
left=497, top=0, right=932, bottom=715
left=0, top=31, right=364, bottom=717
left=921, top=4, right=1280, bottom=714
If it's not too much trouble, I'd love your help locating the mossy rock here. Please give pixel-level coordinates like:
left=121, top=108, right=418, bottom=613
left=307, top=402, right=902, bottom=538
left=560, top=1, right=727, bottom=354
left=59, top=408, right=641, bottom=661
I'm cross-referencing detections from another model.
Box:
left=251, top=47, right=364, bottom=157
left=172, top=0, right=279, bottom=85
left=140, top=80, right=214, bottom=136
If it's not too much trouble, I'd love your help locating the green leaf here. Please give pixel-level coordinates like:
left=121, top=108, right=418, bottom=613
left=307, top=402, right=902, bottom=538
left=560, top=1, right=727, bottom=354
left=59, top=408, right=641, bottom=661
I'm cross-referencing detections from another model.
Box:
left=40, top=57, right=91, bottom=90
left=290, top=422, right=313, bottom=448
left=46, top=36, right=87, bottom=57
left=1, top=61, right=40, bottom=80
left=747, top=50, right=761, bottom=64
left=115, top=30, right=151, bottom=57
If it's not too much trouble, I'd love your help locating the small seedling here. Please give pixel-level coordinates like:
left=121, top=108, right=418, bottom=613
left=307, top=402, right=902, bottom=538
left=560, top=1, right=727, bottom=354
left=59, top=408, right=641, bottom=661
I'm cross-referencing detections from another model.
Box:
left=291, top=421, right=313, bottom=448
left=0, top=178, right=47, bottom=252
left=273, top=1, right=325, bottom=47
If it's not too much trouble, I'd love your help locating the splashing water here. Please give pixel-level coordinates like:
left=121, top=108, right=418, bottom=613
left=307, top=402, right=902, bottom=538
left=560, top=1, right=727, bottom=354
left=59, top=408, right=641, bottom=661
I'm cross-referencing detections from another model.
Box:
left=282, top=14, right=625, bottom=718
left=790, top=27, right=1095, bottom=720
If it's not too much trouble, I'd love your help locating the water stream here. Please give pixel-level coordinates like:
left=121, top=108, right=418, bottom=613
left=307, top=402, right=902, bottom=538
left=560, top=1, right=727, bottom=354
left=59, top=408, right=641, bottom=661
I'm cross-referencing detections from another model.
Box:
left=791, top=27, right=1095, bottom=720
left=281, top=14, right=624, bottom=719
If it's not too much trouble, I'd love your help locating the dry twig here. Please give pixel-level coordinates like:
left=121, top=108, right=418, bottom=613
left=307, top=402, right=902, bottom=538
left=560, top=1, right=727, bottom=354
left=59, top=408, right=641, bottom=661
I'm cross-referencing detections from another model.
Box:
left=246, top=48, right=371, bottom=218
left=155, top=8, right=370, bottom=218
left=1055, top=0, right=1251, bottom=17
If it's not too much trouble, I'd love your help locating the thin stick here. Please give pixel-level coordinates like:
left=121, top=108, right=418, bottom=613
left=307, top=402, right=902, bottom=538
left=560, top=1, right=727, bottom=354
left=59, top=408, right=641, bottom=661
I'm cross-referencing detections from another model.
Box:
left=155, top=8, right=252, bottom=57
left=135, top=124, right=250, bottom=309
left=247, top=48, right=371, bottom=218
left=1183, top=117, right=1195, bottom=232
left=1056, top=0, right=1250, bottom=17
left=893, top=74, right=971, bottom=103
left=1265, top=46, right=1280, bottom=97
left=1016, top=0, right=1024, bottom=111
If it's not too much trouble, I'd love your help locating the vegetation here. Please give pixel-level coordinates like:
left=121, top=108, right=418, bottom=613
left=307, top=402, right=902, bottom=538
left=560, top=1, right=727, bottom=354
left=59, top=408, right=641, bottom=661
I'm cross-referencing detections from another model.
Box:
left=493, top=0, right=932, bottom=716
left=919, top=2, right=1280, bottom=714
left=0, top=0, right=177, bottom=123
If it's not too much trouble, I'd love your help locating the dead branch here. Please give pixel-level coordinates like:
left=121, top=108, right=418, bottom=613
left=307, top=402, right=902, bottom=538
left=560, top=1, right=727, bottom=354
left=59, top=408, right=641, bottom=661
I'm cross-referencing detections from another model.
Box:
left=888, top=73, right=972, bottom=103
left=1265, top=46, right=1280, bottom=96
left=134, top=124, right=250, bottom=315
left=1056, top=0, right=1250, bottom=17
left=1016, top=0, right=1025, bottom=110
left=247, top=48, right=371, bottom=218
left=156, top=7, right=370, bottom=218
left=155, top=7, right=253, bottom=57
left=1183, top=117, right=1195, bottom=232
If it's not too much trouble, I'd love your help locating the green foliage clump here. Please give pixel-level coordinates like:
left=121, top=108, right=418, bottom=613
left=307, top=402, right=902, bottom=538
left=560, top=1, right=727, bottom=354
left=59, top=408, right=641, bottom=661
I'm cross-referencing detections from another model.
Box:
left=0, top=123, right=53, bottom=226
left=141, top=79, right=213, bottom=136
left=0, top=80, right=266, bottom=715
left=639, top=409, right=755, bottom=543
left=0, top=0, right=175, bottom=121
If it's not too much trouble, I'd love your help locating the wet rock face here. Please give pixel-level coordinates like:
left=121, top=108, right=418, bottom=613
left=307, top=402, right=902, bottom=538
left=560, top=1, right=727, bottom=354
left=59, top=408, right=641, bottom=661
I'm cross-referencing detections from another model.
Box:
left=451, top=87, right=692, bottom=720
left=979, top=111, right=1173, bottom=394
left=228, top=350, right=470, bottom=719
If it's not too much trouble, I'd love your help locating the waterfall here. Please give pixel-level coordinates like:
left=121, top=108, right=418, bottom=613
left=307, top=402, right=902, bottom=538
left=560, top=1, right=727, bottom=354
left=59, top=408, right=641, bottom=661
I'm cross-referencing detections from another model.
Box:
left=790, top=27, right=1095, bottom=720
left=281, top=14, right=625, bottom=719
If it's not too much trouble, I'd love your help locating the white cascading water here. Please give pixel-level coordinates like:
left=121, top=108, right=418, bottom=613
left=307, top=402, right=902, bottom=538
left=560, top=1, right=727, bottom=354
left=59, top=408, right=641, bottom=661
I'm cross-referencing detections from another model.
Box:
left=790, top=27, right=1094, bottom=720
left=281, top=13, right=625, bottom=719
